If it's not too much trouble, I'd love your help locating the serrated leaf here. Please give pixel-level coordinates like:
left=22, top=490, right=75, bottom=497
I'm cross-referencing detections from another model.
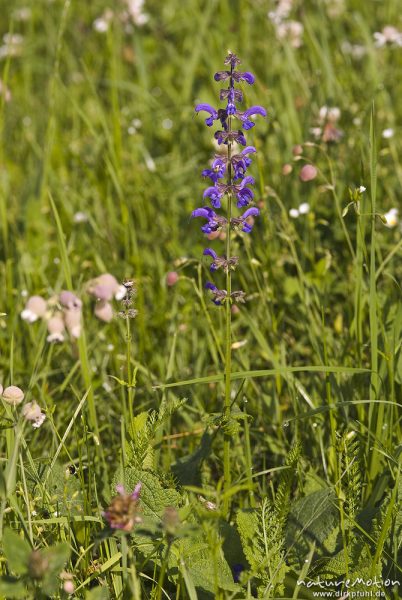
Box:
left=285, top=489, right=338, bottom=566
left=113, top=467, right=181, bottom=520
left=2, top=529, right=31, bottom=575
left=0, top=576, right=28, bottom=599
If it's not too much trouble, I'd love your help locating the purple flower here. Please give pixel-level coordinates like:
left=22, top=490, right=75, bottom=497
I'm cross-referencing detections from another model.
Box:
left=214, top=129, right=247, bottom=146
left=203, top=186, right=223, bottom=209
left=191, top=206, right=227, bottom=234
left=103, top=482, right=142, bottom=532
left=203, top=247, right=218, bottom=271
left=237, top=106, right=267, bottom=130
left=214, top=71, right=255, bottom=85
left=239, top=207, right=260, bottom=232
left=231, top=146, right=257, bottom=179
left=205, top=281, right=228, bottom=305
left=234, top=176, right=255, bottom=207
left=202, top=157, right=226, bottom=183
left=195, top=104, right=228, bottom=128
left=204, top=248, right=239, bottom=272
left=195, top=103, right=218, bottom=126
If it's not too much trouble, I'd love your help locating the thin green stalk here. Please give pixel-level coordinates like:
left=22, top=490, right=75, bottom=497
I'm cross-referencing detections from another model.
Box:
left=155, top=541, right=172, bottom=600
left=367, top=104, right=380, bottom=489
left=223, top=105, right=233, bottom=515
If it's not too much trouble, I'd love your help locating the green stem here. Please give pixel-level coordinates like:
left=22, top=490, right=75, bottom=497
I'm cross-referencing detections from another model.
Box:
left=126, top=314, right=134, bottom=434
left=223, top=107, right=233, bottom=515
left=155, top=541, right=172, bottom=600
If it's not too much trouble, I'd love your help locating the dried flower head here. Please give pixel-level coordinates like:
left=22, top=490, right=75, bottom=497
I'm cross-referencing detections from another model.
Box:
left=103, top=483, right=142, bottom=531
left=2, top=385, right=25, bottom=406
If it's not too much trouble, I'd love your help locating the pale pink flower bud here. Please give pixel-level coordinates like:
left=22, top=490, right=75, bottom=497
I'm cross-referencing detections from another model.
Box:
left=300, top=164, right=318, bottom=182
left=166, top=271, right=179, bottom=287
left=64, top=308, right=82, bottom=339
left=47, top=313, right=65, bottom=342
left=95, top=301, right=114, bottom=322
left=282, top=163, right=293, bottom=175
left=63, top=581, right=75, bottom=594
left=21, top=295, right=47, bottom=323
left=292, top=145, right=303, bottom=156
left=2, top=385, right=25, bottom=406
left=22, top=401, right=46, bottom=428
left=59, top=290, right=82, bottom=309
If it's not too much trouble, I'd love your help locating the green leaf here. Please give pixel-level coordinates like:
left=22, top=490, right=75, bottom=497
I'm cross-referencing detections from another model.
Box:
left=172, top=432, right=212, bottom=486
left=85, top=587, right=111, bottom=600
left=41, top=543, right=70, bottom=596
left=285, top=489, right=338, bottom=567
left=2, top=529, right=31, bottom=575
left=0, top=576, right=28, bottom=599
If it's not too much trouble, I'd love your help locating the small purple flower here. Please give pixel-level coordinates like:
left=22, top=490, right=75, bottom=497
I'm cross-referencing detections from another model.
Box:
left=203, top=186, right=224, bottom=209
left=195, top=104, right=227, bottom=128
left=205, top=281, right=228, bottom=305
left=239, top=206, right=260, bottom=232
left=237, top=105, right=267, bottom=130
left=231, top=146, right=257, bottom=179
left=214, top=70, right=255, bottom=85
left=191, top=207, right=227, bottom=234
left=203, top=247, right=218, bottom=271
left=103, top=482, right=142, bottom=532
left=234, top=176, right=255, bottom=207
left=202, top=157, right=226, bottom=183
left=214, top=129, right=247, bottom=146
left=204, top=248, right=239, bottom=272
left=195, top=103, right=218, bottom=126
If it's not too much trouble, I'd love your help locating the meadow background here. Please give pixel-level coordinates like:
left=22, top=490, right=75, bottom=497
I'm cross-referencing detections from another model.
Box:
left=0, top=0, right=401, bottom=598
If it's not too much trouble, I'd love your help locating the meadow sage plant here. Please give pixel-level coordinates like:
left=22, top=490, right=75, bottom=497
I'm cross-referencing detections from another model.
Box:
left=192, top=52, right=266, bottom=508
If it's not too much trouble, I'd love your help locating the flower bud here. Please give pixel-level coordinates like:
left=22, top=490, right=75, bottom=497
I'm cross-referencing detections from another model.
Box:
left=47, top=313, right=65, bottom=342
left=94, top=301, right=114, bottom=322
left=2, top=385, right=24, bottom=406
left=59, top=290, right=82, bottom=309
left=300, top=164, right=318, bottom=182
left=21, top=295, right=47, bottom=323
left=64, top=308, right=82, bottom=338
left=166, top=271, right=179, bottom=287
left=22, top=401, right=46, bottom=428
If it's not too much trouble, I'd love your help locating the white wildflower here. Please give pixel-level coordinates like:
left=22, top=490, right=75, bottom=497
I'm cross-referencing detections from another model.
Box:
left=382, top=128, right=394, bottom=139
left=383, top=208, right=398, bottom=228
left=374, top=26, right=402, bottom=48
left=22, top=401, right=46, bottom=428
